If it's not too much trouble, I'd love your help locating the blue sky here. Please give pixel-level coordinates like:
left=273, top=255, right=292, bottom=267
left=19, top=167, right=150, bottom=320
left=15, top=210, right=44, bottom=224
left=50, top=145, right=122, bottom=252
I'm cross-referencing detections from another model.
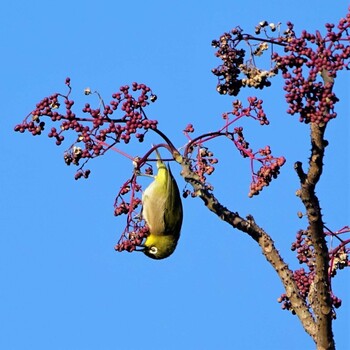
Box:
left=1, top=1, right=349, bottom=349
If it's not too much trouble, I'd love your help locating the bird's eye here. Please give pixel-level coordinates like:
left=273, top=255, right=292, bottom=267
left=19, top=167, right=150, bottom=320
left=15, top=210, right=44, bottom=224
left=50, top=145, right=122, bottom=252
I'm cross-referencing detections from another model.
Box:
left=149, top=246, right=158, bottom=255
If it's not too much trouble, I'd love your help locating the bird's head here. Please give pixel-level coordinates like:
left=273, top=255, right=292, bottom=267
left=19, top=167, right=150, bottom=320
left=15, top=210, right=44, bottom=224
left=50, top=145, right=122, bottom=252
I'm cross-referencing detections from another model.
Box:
left=143, top=234, right=179, bottom=260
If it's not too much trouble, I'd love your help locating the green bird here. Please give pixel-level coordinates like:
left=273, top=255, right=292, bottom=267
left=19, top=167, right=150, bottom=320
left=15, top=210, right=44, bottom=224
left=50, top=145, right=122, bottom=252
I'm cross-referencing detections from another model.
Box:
left=141, top=150, right=183, bottom=259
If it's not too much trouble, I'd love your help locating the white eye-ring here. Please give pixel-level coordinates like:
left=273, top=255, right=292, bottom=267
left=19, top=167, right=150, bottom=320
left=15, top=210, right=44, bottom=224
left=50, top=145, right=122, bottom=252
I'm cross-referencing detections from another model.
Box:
left=149, top=246, right=158, bottom=255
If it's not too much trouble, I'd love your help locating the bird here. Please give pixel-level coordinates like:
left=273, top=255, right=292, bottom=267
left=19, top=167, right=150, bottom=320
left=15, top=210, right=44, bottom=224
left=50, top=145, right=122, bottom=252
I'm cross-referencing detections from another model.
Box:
left=141, top=149, right=183, bottom=259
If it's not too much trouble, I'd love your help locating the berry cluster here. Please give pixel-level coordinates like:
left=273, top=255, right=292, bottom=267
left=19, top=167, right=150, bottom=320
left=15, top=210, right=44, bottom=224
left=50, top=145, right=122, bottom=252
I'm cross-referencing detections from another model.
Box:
left=212, top=11, right=350, bottom=124
left=291, top=229, right=315, bottom=267
left=183, top=122, right=219, bottom=196
left=182, top=144, right=217, bottom=197
left=211, top=25, right=278, bottom=96
left=277, top=294, right=293, bottom=313
left=15, top=79, right=158, bottom=179
left=271, top=18, right=350, bottom=124
left=279, top=226, right=350, bottom=316
left=182, top=96, right=285, bottom=197
left=228, top=122, right=286, bottom=198
left=278, top=267, right=314, bottom=314
left=239, top=62, right=275, bottom=89
left=193, top=147, right=217, bottom=187
left=113, top=175, right=148, bottom=253
left=248, top=153, right=286, bottom=197
left=293, top=268, right=314, bottom=300
left=113, top=179, right=142, bottom=217
left=220, top=97, right=285, bottom=197
left=211, top=29, right=245, bottom=96
left=227, top=97, right=269, bottom=126
left=231, top=126, right=250, bottom=157
left=115, top=226, right=149, bottom=253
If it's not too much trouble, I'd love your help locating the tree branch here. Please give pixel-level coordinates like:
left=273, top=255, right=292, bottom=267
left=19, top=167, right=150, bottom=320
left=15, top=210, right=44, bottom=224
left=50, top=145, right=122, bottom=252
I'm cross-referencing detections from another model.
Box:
left=295, top=122, right=335, bottom=350
left=180, top=158, right=317, bottom=338
left=293, top=67, right=336, bottom=350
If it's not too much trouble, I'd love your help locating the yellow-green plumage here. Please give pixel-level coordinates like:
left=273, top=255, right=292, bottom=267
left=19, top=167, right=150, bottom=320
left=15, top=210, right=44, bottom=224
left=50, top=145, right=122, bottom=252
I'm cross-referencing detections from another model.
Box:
left=142, top=151, right=183, bottom=259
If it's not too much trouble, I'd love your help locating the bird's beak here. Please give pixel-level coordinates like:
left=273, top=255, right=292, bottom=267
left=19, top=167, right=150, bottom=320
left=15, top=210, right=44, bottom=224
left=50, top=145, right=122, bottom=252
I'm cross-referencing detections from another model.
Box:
left=134, top=246, right=146, bottom=252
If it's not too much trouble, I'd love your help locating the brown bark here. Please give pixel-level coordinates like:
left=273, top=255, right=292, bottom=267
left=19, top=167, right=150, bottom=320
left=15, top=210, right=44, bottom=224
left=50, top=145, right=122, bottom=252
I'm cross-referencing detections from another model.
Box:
left=294, top=122, right=335, bottom=350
